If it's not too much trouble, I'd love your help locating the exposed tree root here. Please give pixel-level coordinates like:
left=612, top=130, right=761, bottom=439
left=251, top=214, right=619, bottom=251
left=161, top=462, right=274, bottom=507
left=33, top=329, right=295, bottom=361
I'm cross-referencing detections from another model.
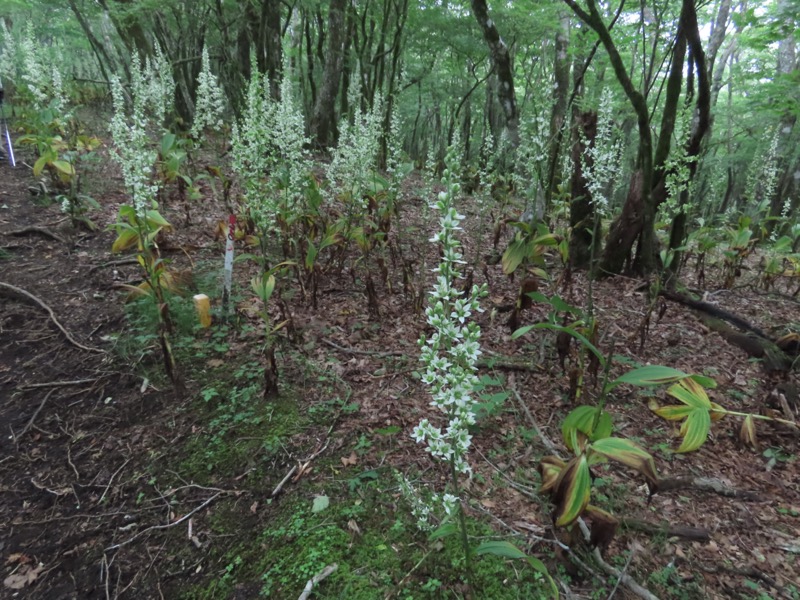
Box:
left=5, top=225, right=67, bottom=244
left=620, top=518, right=710, bottom=542
left=0, top=281, right=104, bottom=353
left=659, top=289, right=796, bottom=372
left=656, top=476, right=761, bottom=500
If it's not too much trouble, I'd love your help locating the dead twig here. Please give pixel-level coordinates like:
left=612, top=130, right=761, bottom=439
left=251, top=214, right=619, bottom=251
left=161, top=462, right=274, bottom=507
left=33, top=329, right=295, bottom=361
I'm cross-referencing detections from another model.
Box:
left=18, top=389, right=56, bottom=439
left=19, top=378, right=99, bottom=390
left=321, top=338, right=405, bottom=357
left=105, top=492, right=222, bottom=551
left=0, top=281, right=104, bottom=353
left=297, top=563, right=338, bottom=600
left=98, top=458, right=132, bottom=506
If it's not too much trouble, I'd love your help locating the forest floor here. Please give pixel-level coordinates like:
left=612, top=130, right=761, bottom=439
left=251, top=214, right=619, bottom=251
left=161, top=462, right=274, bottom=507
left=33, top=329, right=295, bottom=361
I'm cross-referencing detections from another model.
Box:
left=1, top=146, right=799, bottom=600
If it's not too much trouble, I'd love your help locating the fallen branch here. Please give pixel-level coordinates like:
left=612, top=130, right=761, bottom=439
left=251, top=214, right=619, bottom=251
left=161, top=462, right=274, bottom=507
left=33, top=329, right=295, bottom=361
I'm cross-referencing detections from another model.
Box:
left=297, top=564, right=337, bottom=600
left=0, top=282, right=104, bottom=353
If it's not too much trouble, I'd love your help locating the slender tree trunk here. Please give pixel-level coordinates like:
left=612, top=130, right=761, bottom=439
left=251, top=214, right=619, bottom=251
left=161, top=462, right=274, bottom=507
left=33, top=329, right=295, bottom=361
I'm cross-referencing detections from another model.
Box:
left=470, top=0, right=519, bottom=148
left=546, top=11, right=571, bottom=206
left=310, top=0, right=348, bottom=148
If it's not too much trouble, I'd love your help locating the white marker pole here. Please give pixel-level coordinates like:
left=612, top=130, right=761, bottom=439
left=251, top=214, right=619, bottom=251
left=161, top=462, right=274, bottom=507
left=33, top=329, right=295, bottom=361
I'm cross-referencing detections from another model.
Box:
left=222, top=214, right=235, bottom=317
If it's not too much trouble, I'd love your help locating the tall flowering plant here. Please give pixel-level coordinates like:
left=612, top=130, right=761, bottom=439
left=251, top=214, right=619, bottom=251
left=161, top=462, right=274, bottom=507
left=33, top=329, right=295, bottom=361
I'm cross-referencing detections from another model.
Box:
left=412, top=139, right=487, bottom=576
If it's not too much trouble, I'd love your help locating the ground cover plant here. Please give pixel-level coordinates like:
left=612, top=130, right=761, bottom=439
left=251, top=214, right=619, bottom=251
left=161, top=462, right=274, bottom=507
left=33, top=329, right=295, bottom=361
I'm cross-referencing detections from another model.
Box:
left=1, top=2, right=799, bottom=599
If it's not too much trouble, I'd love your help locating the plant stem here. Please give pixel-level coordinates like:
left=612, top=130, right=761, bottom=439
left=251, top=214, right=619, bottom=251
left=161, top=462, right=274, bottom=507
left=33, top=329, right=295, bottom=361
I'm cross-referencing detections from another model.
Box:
left=450, top=459, right=472, bottom=592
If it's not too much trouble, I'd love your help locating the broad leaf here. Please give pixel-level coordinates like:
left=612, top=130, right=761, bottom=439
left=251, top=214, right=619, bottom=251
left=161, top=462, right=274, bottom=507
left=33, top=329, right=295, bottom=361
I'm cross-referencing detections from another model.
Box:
left=311, top=495, right=329, bottom=513
left=653, top=404, right=695, bottom=421
left=611, top=365, right=689, bottom=387
left=474, top=540, right=527, bottom=559
left=590, top=438, right=658, bottom=486
left=429, top=522, right=458, bottom=541
left=538, top=455, right=566, bottom=493
left=562, top=406, right=613, bottom=450
left=112, top=228, right=139, bottom=253
left=501, top=237, right=530, bottom=275
left=553, top=455, right=591, bottom=526
left=740, top=414, right=758, bottom=450
left=677, top=407, right=711, bottom=453
left=667, top=378, right=711, bottom=409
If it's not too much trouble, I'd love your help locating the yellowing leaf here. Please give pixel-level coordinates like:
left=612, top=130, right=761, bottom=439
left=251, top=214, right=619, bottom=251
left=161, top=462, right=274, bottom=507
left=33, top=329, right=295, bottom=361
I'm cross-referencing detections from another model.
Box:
left=740, top=414, right=758, bottom=450
left=667, top=378, right=711, bottom=409
left=538, top=455, right=566, bottom=494
left=590, top=437, right=658, bottom=487
left=654, top=404, right=695, bottom=421
left=553, top=455, right=591, bottom=527
left=677, top=407, right=711, bottom=453
left=112, top=228, right=139, bottom=253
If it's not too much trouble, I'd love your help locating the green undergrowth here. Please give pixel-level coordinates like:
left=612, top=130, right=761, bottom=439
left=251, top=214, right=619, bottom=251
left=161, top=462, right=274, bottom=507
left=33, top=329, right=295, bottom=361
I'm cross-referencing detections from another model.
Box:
left=177, top=468, right=553, bottom=599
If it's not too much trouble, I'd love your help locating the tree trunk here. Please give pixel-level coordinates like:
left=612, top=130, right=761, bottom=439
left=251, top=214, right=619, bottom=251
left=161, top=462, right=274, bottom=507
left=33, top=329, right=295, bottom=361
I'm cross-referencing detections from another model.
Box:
left=470, top=0, right=519, bottom=148
left=311, top=0, right=348, bottom=149
left=569, top=111, right=598, bottom=270
left=546, top=11, right=571, bottom=206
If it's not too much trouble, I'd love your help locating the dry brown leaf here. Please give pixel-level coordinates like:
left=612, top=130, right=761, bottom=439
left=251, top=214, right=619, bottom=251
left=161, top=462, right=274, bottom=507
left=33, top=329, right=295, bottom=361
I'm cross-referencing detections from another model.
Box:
left=250, top=501, right=259, bottom=514
left=340, top=452, right=358, bottom=467
left=206, top=358, right=225, bottom=368
left=4, top=564, right=43, bottom=589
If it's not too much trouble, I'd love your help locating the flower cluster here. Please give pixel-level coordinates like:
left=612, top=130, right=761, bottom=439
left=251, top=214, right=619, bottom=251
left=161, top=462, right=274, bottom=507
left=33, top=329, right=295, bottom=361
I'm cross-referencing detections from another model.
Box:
left=412, top=138, right=488, bottom=477
left=109, top=55, right=162, bottom=216
left=230, top=57, right=309, bottom=231
left=395, top=473, right=458, bottom=531
left=145, top=44, right=174, bottom=127
left=661, top=104, right=698, bottom=220
left=326, top=71, right=384, bottom=208
left=583, top=88, right=624, bottom=215
left=514, top=110, right=549, bottom=196
left=191, top=46, right=226, bottom=138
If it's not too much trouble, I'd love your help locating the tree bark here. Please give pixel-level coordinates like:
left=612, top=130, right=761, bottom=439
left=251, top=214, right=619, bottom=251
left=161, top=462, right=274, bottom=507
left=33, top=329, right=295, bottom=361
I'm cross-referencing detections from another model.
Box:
left=311, top=0, right=348, bottom=149
left=470, top=0, right=519, bottom=148
left=569, top=111, right=598, bottom=270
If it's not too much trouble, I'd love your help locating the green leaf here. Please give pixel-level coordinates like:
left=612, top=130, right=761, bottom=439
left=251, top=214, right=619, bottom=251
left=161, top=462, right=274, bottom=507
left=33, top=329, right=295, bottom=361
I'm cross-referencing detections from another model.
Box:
left=52, top=159, right=75, bottom=176
left=554, top=455, right=591, bottom=526
left=590, top=437, right=658, bottom=486
left=611, top=365, right=689, bottom=387
left=677, top=408, right=711, bottom=453
left=562, top=406, right=613, bottom=449
left=33, top=155, right=48, bottom=177
left=311, top=495, right=329, bottom=513
left=501, top=237, right=530, bottom=275
left=688, top=374, right=717, bottom=389
left=474, top=540, right=527, bottom=560
left=667, top=378, right=711, bottom=409
left=429, top=522, right=458, bottom=541
left=511, top=325, right=536, bottom=340
left=112, top=227, right=139, bottom=253
left=145, top=210, right=172, bottom=229
left=653, top=404, right=695, bottom=421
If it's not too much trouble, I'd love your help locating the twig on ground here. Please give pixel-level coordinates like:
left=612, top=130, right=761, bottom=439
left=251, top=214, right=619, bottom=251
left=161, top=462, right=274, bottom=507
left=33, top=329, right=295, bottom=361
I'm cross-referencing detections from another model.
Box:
left=19, top=378, right=99, bottom=390
left=297, top=563, right=338, bottom=600
left=105, top=492, right=222, bottom=551
left=606, top=545, right=636, bottom=599
left=322, top=338, right=405, bottom=357
left=88, top=257, right=140, bottom=273
left=577, top=519, right=660, bottom=600
left=99, top=458, right=132, bottom=505
left=18, top=389, right=56, bottom=439
left=0, top=281, right=104, bottom=353
left=271, top=465, right=298, bottom=498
